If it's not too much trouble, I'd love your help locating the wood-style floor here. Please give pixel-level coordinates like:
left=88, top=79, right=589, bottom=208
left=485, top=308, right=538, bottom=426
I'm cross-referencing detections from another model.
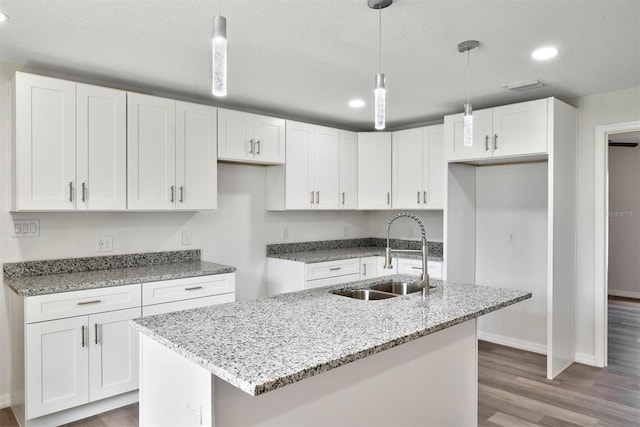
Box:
left=1, top=298, right=638, bottom=427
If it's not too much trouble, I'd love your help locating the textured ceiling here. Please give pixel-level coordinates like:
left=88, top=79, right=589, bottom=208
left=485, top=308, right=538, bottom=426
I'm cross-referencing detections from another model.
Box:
left=0, top=0, right=638, bottom=131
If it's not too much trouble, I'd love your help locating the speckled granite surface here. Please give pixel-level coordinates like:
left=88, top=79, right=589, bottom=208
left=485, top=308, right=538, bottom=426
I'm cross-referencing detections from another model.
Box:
left=4, top=250, right=236, bottom=296
left=131, top=275, right=530, bottom=396
left=266, top=238, right=443, bottom=263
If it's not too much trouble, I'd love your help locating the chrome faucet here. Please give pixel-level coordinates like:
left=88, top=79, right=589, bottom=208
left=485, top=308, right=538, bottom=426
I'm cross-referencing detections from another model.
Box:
left=384, top=212, right=431, bottom=294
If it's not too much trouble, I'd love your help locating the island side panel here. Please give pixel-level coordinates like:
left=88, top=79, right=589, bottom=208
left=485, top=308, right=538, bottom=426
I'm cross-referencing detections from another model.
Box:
left=214, top=319, right=478, bottom=427
left=139, top=335, right=213, bottom=427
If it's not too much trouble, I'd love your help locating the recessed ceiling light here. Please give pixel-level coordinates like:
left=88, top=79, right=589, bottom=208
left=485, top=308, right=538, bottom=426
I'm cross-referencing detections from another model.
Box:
left=532, top=46, right=558, bottom=61
left=349, top=99, right=365, bottom=108
left=0, top=12, right=9, bottom=22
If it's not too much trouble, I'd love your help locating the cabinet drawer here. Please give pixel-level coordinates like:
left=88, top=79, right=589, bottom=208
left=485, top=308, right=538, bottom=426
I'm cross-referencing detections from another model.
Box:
left=25, top=284, right=141, bottom=323
left=142, top=293, right=235, bottom=317
left=142, top=274, right=235, bottom=306
left=305, top=273, right=360, bottom=290
left=305, top=258, right=360, bottom=281
left=397, top=258, right=442, bottom=279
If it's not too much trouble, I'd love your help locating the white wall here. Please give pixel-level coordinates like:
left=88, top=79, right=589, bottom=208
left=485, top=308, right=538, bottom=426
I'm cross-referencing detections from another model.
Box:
left=608, top=144, right=640, bottom=298
left=475, top=163, right=548, bottom=352
left=571, top=87, right=640, bottom=360
left=368, top=210, right=443, bottom=242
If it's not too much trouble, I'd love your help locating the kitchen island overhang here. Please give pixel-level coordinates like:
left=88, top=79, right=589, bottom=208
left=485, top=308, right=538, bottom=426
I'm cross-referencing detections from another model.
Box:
left=131, top=275, right=531, bottom=426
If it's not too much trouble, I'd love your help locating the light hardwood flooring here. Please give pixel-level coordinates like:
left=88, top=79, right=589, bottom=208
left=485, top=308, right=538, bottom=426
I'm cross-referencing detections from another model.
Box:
left=1, top=298, right=638, bottom=427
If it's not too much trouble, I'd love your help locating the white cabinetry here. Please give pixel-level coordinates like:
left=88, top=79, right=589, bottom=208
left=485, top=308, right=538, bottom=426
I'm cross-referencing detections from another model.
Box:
left=339, top=131, right=358, bottom=209
left=128, top=93, right=217, bottom=210
left=359, top=256, right=379, bottom=279
left=357, top=132, right=392, bottom=210
left=392, top=125, right=444, bottom=209
left=12, top=72, right=126, bottom=211
left=445, top=98, right=548, bottom=162
left=217, top=108, right=285, bottom=164
left=22, top=284, right=141, bottom=420
left=397, top=258, right=443, bottom=280
left=267, top=258, right=360, bottom=295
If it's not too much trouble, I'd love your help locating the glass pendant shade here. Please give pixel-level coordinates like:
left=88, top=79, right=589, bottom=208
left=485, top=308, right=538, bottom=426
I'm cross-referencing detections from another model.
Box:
left=212, top=15, right=227, bottom=97
left=374, top=73, right=386, bottom=130
left=463, top=103, right=473, bottom=147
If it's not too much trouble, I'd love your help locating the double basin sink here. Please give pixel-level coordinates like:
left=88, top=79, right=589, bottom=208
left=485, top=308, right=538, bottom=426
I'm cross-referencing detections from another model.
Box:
left=332, top=281, right=425, bottom=300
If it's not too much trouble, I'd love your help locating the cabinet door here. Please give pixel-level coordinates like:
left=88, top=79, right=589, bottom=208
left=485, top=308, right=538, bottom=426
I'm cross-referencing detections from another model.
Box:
left=339, top=131, right=358, bottom=209
left=76, top=84, right=127, bottom=211
left=357, top=132, right=392, bottom=210
left=360, top=256, right=379, bottom=279
left=26, top=316, right=89, bottom=419
left=217, top=108, right=253, bottom=161
left=313, top=126, right=340, bottom=210
left=127, top=93, right=176, bottom=210
left=253, top=114, right=286, bottom=164
left=378, top=256, right=397, bottom=276
left=176, top=101, right=217, bottom=210
left=443, top=109, right=493, bottom=162
left=285, top=121, right=314, bottom=209
left=14, top=72, right=76, bottom=211
left=492, top=98, right=548, bottom=157
left=88, top=308, right=141, bottom=401
left=392, top=128, right=423, bottom=209
left=423, top=124, right=444, bottom=209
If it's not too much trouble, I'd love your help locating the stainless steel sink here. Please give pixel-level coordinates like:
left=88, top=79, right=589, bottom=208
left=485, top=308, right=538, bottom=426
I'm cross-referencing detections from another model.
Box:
left=331, top=289, right=398, bottom=300
left=368, top=281, right=424, bottom=295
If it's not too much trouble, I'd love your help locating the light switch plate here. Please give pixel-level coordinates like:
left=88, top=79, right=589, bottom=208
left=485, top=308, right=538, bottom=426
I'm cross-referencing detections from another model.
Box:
left=13, top=219, right=40, bottom=238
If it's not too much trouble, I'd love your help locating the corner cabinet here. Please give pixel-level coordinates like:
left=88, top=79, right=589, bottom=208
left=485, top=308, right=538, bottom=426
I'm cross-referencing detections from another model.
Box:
left=392, top=124, right=444, bottom=209
left=12, top=72, right=127, bottom=211
left=127, top=93, right=217, bottom=210
left=444, top=98, right=548, bottom=162
left=217, top=108, right=285, bottom=164
left=357, top=132, right=392, bottom=210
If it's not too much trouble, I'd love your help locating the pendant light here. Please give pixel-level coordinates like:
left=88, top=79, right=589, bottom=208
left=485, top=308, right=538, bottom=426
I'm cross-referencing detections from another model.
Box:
left=369, top=0, right=392, bottom=130
left=458, top=40, right=479, bottom=147
left=212, top=1, right=227, bottom=97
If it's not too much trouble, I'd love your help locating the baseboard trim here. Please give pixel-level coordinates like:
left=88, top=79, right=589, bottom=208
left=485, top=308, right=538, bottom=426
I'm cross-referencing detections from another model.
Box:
left=478, top=331, right=547, bottom=355
left=0, top=393, right=10, bottom=409
left=608, top=289, right=640, bottom=299
left=574, top=352, right=597, bottom=367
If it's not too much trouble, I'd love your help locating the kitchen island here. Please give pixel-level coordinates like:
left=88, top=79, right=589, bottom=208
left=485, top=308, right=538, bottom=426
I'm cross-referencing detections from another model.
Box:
left=131, top=276, right=530, bottom=426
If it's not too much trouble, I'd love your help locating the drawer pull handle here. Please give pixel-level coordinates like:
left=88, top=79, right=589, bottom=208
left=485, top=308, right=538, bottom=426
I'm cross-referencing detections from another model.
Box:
left=185, top=286, right=203, bottom=291
left=329, top=267, right=341, bottom=271
left=411, top=266, right=422, bottom=270
left=77, top=300, right=102, bottom=306
left=81, top=325, right=86, bottom=348
left=95, top=323, right=99, bottom=345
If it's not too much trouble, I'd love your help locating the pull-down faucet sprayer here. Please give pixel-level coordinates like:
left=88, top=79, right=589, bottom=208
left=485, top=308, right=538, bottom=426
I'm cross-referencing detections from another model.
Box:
left=384, top=212, right=431, bottom=293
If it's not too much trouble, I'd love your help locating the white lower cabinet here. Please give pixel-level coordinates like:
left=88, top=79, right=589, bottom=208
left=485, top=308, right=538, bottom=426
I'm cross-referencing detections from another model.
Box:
left=359, top=256, right=379, bottom=279
left=397, top=258, right=443, bottom=279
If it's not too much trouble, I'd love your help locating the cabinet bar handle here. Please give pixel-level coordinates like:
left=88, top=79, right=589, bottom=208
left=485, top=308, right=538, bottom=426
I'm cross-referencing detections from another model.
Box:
left=423, top=191, right=427, bottom=204
left=179, top=186, right=184, bottom=203
left=170, top=186, right=175, bottom=203
left=363, top=264, right=367, bottom=276
left=494, top=134, right=498, bottom=150
left=248, top=139, right=254, bottom=154
left=417, top=191, right=421, bottom=204
left=77, top=300, right=102, bottom=306
left=485, top=135, right=490, bottom=152
left=310, top=191, right=314, bottom=205
left=342, top=192, right=345, bottom=205
left=387, top=192, right=390, bottom=205
left=316, top=191, right=319, bottom=204
left=94, top=323, right=99, bottom=345
left=81, top=325, right=86, bottom=348
left=329, top=267, right=341, bottom=271
left=185, top=286, right=203, bottom=291
left=81, top=182, right=86, bottom=202
left=256, top=139, right=261, bottom=155
left=69, top=182, right=73, bottom=202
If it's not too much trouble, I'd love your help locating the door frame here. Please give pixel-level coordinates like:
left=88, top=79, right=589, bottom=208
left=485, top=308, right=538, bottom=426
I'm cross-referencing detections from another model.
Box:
left=594, top=120, right=640, bottom=367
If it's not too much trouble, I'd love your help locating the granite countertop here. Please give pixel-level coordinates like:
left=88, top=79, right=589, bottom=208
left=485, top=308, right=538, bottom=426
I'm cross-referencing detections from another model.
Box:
left=131, top=275, right=531, bottom=396
left=4, top=250, right=236, bottom=297
left=267, top=246, right=443, bottom=263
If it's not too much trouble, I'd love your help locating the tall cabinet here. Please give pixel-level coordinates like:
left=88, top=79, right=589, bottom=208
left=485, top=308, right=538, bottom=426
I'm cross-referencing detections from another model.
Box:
left=357, top=132, right=392, bottom=210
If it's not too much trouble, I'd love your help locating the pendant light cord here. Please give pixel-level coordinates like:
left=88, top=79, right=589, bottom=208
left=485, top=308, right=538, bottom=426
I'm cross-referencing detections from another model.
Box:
left=466, top=49, right=471, bottom=105
left=218, top=0, right=221, bottom=15
left=378, top=1, right=382, bottom=73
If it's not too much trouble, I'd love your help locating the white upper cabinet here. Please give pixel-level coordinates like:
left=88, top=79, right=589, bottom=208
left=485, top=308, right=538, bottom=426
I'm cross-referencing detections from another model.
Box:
left=392, top=124, right=444, bottom=209
left=13, top=72, right=77, bottom=211
left=128, top=94, right=217, bottom=210
left=13, top=73, right=127, bottom=212
left=217, top=108, right=285, bottom=164
left=284, top=121, right=340, bottom=210
left=444, top=98, right=548, bottom=162
left=357, top=132, right=392, bottom=210
left=339, top=130, right=358, bottom=209
left=76, top=84, right=127, bottom=211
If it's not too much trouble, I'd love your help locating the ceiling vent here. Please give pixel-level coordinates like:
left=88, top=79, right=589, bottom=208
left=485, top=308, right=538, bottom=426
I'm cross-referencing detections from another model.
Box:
left=502, top=79, right=545, bottom=92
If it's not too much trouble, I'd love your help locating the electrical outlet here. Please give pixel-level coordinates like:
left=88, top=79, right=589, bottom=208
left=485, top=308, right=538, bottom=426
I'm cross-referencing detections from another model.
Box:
left=12, top=219, right=40, bottom=237
left=507, top=232, right=516, bottom=244
left=96, top=236, right=113, bottom=252
left=182, top=231, right=192, bottom=246
left=281, top=226, right=289, bottom=240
